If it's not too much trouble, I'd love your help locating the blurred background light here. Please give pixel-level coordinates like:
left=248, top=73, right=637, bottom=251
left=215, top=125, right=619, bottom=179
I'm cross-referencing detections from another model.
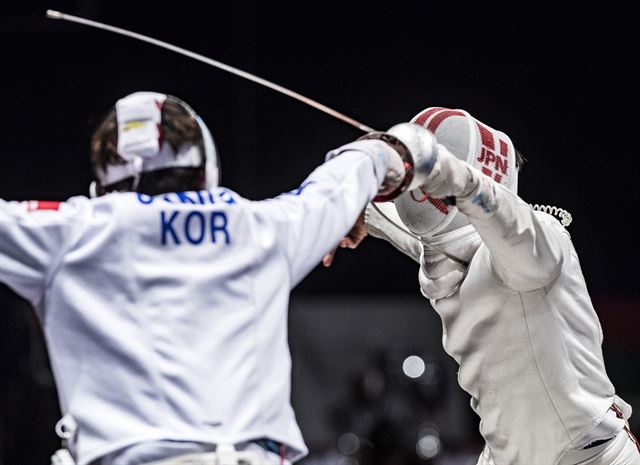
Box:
left=403, top=355, right=426, bottom=379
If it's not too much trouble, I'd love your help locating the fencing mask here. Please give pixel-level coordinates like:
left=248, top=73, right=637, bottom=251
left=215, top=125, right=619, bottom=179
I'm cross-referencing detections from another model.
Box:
left=393, top=107, right=518, bottom=237
left=91, top=91, right=219, bottom=196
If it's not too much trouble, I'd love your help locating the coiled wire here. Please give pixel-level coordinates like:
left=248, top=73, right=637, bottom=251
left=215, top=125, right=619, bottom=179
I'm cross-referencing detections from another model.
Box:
left=529, top=204, right=573, bottom=227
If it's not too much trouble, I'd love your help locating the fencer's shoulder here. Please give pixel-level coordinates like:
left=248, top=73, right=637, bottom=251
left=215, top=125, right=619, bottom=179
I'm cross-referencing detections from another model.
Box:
left=81, top=192, right=137, bottom=214
left=532, top=209, right=558, bottom=223
left=532, top=209, right=570, bottom=229
left=14, top=196, right=93, bottom=219
left=531, top=209, right=572, bottom=243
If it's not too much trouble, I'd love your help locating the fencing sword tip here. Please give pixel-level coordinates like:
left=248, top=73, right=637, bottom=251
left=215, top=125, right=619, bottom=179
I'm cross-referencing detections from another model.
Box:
left=46, top=10, right=64, bottom=19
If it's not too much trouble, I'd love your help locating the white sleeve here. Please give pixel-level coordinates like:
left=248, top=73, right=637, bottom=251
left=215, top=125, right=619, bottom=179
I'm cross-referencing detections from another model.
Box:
left=365, top=202, right=422, bottom=263
left=251, top=146, right=386, bottom=287
left=0, top=199, right=87, bottom=304
left=460, top=182, right=567, bottom=291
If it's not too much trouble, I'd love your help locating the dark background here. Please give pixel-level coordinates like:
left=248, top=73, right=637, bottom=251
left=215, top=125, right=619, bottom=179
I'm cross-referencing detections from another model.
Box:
left=1, top=1, right=638, bottom=464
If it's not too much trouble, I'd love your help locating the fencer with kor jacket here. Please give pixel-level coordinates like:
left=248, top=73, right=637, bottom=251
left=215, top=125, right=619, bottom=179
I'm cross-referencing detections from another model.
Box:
left=0, top=138, right=398, bottom=465
left=366, top=108, right=637, bottom=465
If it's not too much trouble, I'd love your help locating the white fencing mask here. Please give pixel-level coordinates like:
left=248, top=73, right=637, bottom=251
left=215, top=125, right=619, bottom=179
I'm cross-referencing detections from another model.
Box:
left=92, top=91, right=219, bottom=196
left=394, top=107, right=518, bottom=237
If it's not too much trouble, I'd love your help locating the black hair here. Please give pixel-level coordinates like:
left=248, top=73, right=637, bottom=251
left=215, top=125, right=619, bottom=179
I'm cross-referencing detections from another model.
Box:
left=90, top=98, right=206, bottom=195
left=96, top=167, right=205, bottom=196
left=515, top=148, right=527, bottom=172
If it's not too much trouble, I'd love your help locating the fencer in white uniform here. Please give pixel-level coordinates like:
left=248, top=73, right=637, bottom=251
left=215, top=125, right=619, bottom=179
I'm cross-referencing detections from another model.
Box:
left=334, top=108, right=640, bottom=465
left=0, top=92, right=417, bottom=465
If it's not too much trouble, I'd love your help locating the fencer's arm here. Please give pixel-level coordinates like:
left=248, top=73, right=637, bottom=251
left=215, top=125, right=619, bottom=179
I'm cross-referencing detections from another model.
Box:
left=0, top=199, right=85, bottom=304
left=429, top=148, right=566, bottom=291
left=253, top=139, right=406, bottom=287
left=364, top=202, right=422, bottom=263
left=461, top=181, right=566, bottom=290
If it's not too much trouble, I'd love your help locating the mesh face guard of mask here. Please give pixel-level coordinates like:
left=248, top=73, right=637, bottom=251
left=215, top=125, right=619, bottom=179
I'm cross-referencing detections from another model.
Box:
left=91, top=91, right=219, bottom=196
left=393, top=107, right=518, bottom=237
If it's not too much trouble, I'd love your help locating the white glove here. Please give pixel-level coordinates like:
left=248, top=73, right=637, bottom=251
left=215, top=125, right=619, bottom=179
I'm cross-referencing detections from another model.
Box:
left=422, top=144, right=478, bottom=199
left=421, top=146, right=499, bottom=218
left=384, top=122, right=474, bottom=199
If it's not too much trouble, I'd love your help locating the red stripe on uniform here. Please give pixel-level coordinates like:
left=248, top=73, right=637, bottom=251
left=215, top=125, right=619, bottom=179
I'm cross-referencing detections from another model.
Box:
left=413, top=107, right=446, bottom=126
left=427, top=110, right=466, bottom=133
left=476, top=123, right=495, bottom=150
left=481, top=166, right=493, bottom=177
left=28, top=201, right=61, bottom=211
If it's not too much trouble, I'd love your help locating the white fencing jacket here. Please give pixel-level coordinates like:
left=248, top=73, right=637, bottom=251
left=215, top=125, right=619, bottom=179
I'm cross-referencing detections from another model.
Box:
left=368, top=186, right=629, bottom=465
left=0, top=145, right=389, bottom=465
